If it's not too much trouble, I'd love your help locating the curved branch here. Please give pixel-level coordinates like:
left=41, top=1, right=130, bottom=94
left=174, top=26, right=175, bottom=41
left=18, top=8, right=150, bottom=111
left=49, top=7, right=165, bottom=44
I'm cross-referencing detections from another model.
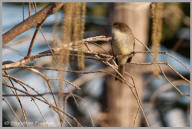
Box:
left=3, top=3, right=64, bottom=46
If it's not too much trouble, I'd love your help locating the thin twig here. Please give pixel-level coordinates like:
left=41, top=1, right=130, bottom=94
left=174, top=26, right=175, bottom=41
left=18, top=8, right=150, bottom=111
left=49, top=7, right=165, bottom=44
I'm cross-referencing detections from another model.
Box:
left=3, top=84, right=82, bottom=126
left=2, top=97, right=25, bottom=127
left=150, top=80, right=190, bottom=103
left=26, top=18, right=46, bottom=57
left=3, top=71, right=29, bottom=126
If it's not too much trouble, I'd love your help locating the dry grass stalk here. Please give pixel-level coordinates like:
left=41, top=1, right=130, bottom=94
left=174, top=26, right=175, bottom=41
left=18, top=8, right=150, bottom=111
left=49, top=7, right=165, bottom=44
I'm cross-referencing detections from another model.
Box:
left=71, top=2, right=86, bottom=70
left=151, top=3, right=163, bottom=77
left=78, top=2, right=86, bottom=69
left=55, top=3, right=75, bottom=126
left=52, top=12, right=59, bottom=66
left=61, top=3, right=74, bottom=66
left=71, top=3, right=81, bottom=69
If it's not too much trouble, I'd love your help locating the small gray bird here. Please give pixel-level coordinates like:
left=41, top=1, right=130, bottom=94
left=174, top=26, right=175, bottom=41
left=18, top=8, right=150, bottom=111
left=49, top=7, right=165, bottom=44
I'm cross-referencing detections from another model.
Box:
left=111, top=22, right=135, bottom=81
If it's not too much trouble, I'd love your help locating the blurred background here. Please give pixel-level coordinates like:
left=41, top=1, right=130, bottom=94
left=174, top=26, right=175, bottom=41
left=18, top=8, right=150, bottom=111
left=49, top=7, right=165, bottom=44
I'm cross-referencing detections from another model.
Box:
left=2, top=2, right=190, bottom=127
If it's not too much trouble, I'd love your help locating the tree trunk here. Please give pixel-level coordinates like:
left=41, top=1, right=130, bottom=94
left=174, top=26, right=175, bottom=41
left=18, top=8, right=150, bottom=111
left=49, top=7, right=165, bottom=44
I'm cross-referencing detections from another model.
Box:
left=106, top=2, right=150, bottom=127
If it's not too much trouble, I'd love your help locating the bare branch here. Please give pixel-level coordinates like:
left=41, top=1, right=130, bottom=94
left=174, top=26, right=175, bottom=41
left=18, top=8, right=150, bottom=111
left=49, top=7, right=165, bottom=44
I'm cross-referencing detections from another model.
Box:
left=3, top=3, right=64, bottom=45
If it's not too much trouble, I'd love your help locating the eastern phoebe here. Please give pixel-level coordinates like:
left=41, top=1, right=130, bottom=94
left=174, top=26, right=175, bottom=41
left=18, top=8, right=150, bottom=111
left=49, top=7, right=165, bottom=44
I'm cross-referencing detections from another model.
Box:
left=112, top=22, right=135, bottom=81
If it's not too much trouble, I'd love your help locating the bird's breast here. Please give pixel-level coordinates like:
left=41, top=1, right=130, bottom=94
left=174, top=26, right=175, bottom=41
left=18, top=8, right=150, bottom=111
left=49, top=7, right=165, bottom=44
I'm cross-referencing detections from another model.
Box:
left=112, top=29, right=134, bottom=55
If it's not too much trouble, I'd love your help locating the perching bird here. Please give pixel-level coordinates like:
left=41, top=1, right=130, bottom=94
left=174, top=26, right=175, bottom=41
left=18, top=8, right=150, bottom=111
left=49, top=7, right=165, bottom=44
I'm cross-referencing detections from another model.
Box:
left=111, top=22, right=135, bottom=81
